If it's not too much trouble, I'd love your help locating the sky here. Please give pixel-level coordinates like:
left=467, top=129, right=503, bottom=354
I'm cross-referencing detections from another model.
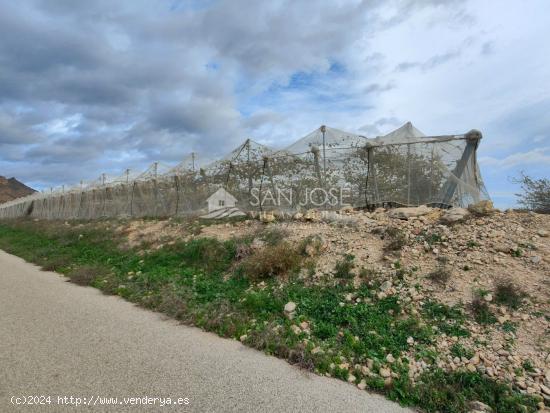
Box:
left=0, top=0, right=548, bottom=208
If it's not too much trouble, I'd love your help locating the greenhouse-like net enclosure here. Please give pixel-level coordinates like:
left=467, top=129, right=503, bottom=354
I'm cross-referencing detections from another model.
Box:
left=0, top=122, right=489, bottom=220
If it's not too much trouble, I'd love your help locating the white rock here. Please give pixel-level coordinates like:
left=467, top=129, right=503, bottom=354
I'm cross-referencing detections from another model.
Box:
left=440, top=207, right=470, bottom=224
left=380, top=280, right=392, bottom=292
left=386, top=354, right=396, bottom=363
left=379, top=367, right=392, bottom=378
left=284, top=302, right=296, bottom=313
left=388, top=205, right=432, bottom=220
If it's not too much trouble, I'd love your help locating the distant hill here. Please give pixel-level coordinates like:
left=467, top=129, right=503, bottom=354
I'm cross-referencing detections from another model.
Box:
left=0, top=176, right=36, bottom=204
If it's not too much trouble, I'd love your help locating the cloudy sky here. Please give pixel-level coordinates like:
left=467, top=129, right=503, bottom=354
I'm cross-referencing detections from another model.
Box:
left=0, top=0, right=548, bottom=207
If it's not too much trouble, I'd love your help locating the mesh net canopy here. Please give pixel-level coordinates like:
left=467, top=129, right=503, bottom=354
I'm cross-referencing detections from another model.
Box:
left=0, top=122, right=489, bottom=220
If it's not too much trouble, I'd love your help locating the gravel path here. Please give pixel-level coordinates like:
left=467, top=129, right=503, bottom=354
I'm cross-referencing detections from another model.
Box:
left=0, top=250, right=413, bottom=412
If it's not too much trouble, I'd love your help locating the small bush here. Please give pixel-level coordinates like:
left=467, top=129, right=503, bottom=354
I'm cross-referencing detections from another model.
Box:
left=450, top=343, right=474, bottom=360
left=258, top=227, right=289, bottom=246
left=494, top=280, right=526, bottom=310
left=385, top=227, right=407, bottom=252
left=514, top=173, right=550, bottom=214
left=180, top=238, right=235, bottom=273
left=333, top=254, right=355, bottom=279
left=471, top=294, right=497, bottom=324
left=299, top=235, right=325, bottom=257
left=428, top=266, right=451, bottom=286
left=239, top=242, right=302, bottom=280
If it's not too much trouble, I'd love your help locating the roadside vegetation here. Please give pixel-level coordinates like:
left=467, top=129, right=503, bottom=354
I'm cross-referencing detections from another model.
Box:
left=0, top=218, right=541, bottom=413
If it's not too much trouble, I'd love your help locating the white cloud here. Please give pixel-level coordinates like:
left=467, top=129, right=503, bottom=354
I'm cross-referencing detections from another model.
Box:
left=479, top=147, right=550, bottom=169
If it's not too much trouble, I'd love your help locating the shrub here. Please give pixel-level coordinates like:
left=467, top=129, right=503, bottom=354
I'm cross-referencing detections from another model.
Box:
left=385, top=227, right=407, bottom=252
left=494, top=279, right=526, bottom=310
left=450, top=343, right=474, bottom=360
left=333, top=254, right=355, bottom=279
left=299, top=235, right=325, bottom=257
left=258, top=226, right=289, bottom=246
left=239, top=242, right=302, bottom=280
left=428, top=265, right=451, bottom=286
left=471, top=294, right=497, bottom=324
left=514, top=173, right=550, bottom=214
left=180, top=238, right=236, bottom=273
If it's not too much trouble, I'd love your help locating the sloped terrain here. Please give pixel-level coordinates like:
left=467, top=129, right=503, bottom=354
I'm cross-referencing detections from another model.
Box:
left=0, top=204, right=548, bottom=412
left=0, top=176, right=35, bottom=203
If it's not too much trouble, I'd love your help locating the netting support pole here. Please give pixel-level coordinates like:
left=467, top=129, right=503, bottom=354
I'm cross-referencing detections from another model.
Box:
left=258, top=157, right=268, bottom=213
left=321, top=125, right=327, bottom=184
left=247, top=139, right=253, bottom=195
left=311, top=146, right=323, bottom=187
left=407, top=144, right=411, bottom=206
left=364, top=144, right=373, bottom=207
left=130, top=181, right=136, bottom=217
left=174, top=175, right=180, bottom=216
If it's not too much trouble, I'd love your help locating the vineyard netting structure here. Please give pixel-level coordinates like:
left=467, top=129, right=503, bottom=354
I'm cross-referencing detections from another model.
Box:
left=0, top=122, right=490, bottom=220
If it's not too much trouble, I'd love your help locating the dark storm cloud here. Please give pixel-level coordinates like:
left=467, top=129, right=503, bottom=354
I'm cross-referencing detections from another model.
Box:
left=0, top=0, right=471, bottom=188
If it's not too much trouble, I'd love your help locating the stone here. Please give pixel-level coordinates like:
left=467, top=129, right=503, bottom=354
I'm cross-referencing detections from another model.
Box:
left=537, top=229, right=549, bottom=238
left=468, top=400, right=493, bottom=412
left=357, top=380, right=367, bottom=390
left=347, top=374, right=356, bottom=383
left=468, top=200, right=495, bottom=215
left=407, top=336, right=415, bottom=345
left=540, top=384, right=550, bottom=396
left=284, top=302, right=297, bottom=313
left=304, top=209, right=320, bottom=221
left=379, top=367, right=392, bottom=378
left=440, top=207, right=470, bottom=224
left=531, top=255, right=542, bottom=264
left=260, top=212, right=276, bottom=223
left=290, top=325, right=301, bottom=335
left=484, top=293, right=493, bottom=302
left=386, top=354, right=396, bottom=363
left=388, top=205, right=432, bottom=220
left=293, top=212, right=304, bottom=220
left=239, top=334, right=247, bottom=342
left=380, top=280, right=392, bottom=292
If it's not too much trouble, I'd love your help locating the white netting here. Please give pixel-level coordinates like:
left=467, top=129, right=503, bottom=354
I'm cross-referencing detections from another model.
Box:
left=0, top=124, right=490, bottom=220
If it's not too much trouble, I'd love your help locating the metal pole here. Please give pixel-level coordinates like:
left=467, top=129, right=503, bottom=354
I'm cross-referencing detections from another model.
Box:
left=321, top=125, right=327, bottom=184
left=191, top=152, right=195, bottom=171
left=407, top=144, right=411, bottom=205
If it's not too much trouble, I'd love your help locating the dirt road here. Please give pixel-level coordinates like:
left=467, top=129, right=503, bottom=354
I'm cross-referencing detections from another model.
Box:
left=0, top=250, right=412, bottom=412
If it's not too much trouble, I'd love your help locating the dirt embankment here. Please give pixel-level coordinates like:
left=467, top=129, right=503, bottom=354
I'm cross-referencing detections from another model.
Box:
left=114, top=204, right=550, bottom=403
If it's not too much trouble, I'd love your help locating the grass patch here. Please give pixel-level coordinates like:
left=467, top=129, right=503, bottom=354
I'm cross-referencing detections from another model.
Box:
left=450, top=343, right=474, bottom=360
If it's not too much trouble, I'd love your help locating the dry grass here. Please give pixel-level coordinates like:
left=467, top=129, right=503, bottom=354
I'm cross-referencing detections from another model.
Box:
left=494, top=279, right=526, bottom=309
left=67, top=265, right=105, bottom=286
left=239, top=242, right=302, bottom=280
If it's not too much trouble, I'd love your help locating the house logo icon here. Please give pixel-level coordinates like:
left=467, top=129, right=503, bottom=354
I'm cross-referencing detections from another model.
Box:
left=201, top=187, right=246, bottom=219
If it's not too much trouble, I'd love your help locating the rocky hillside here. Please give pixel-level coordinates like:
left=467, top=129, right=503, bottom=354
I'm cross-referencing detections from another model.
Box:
left=116, top=202, right=550, bottom=409
left=0, top=176, right=36, bottom=203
